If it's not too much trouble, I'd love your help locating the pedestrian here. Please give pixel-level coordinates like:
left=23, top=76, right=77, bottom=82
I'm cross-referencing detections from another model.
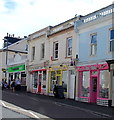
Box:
left=4, top=81, right=8, bottom=89
left=53, top=84, right=58, bottom=98
left=11, top=80, right=15, bottom=92
left=15, top=77, right=21, bottom=91
left=1, top=79, right=5, bottom=90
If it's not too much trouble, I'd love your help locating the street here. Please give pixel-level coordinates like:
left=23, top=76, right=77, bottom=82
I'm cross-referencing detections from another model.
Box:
left=1, top=90, right=113, bottom=119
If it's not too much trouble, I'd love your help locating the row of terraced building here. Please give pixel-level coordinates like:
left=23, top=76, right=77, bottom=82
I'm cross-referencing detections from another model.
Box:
left=1, top=4, right=114, bottom=107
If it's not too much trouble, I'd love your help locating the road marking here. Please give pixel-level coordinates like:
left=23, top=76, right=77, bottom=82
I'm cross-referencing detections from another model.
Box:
left=29, top=111, right=39, bottom=119
left=53, top=102, right=112, bottom=118
left=0, top=100, right=51, bottom=119
left=2, top=91, right=112, bottom=118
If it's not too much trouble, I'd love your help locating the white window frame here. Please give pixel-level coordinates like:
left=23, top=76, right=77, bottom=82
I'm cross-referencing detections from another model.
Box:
left=66, top=37, right=72, bottom=57
left=53, top=42, right=58, bottom=59
left=110, top=29, right=114, bottom=51
left=90, top=34, right=97, bottom=56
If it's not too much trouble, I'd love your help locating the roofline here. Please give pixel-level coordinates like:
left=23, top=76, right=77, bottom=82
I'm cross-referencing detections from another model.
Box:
left=3, top=37, right=28, bottom=49
left=47, top=25, right=74, bottom=37
left=82, top=4, right=113, bottom=18
left=3, top=49, right=28, bottom=54
left=29, top=26, right=52, bottom=36
left=52, top=16, right=78, bottom=28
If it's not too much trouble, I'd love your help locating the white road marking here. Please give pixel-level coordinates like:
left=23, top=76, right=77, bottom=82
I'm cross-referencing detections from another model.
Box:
left=29, top=111, right=40, bottom=119
left=0, top=100, right=50, bottom=119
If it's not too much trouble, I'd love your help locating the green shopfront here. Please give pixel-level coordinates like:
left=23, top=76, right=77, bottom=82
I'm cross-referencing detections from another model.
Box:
left=8, top=64, right=26, bottom=89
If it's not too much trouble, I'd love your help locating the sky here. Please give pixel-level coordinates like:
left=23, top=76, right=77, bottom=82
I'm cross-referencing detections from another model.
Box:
left=0, top=0, right=113, bottom=48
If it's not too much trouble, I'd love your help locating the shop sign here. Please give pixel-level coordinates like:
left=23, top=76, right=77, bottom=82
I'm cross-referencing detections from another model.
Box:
left=49, top=65, right=68, bottom=71
left=8, top=64, right=25, bottom=72
left=98, top=63, right=109, bottom=70
left=77, top=63, right=108, bottom=71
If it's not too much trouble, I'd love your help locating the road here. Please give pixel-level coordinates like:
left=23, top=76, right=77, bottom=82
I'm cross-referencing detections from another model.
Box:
left=2, top=90, right=113, bottom=119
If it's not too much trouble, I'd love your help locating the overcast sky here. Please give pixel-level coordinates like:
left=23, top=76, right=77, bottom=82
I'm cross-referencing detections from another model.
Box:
left=0, top=0, right=113, bottom=48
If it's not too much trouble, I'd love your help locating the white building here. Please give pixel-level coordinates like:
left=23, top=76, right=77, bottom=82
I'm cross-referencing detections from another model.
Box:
left=0, top=37, right=28, bottom=90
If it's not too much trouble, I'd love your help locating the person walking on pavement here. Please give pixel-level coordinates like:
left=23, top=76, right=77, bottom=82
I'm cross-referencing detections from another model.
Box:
left=11, top=80, right=15, bottom=92
left=15, top=77, right=21, bottom=91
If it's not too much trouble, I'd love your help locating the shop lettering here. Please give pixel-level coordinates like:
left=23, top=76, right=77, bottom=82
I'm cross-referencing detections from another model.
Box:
left=12, top=68, right=19, bottom=71
left=77, top=64, right=108, bottom=71
left=84, top=7, right=114, bottom=23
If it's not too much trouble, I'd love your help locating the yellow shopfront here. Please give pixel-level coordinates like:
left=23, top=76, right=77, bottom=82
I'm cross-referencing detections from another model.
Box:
left=48, top=65, right=68, bottom=96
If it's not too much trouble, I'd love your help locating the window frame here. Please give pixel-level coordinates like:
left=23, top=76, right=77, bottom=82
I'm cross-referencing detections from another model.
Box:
left=53, top=41, right=59, bottom=59
left=31, top=46, right=35, bottom=61
left=40, top=43, right=45, bottom=59
left=66, top=37, right=72, bottom=57
left=110, top=29, right=114, bottom=52
left=90, top=33, right=97, bottom=56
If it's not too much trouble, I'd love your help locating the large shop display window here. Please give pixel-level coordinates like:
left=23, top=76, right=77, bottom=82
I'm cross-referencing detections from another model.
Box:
left=81, top=71, right=90, bottom=97
left=62, top=71, right=67, bottom=92
left=33, top=72, right=38, bottom=88
left=42, top=71, right=46, bottom=88
left=50, top=71, right=56, bottom=91
left=21, top=72, right=26, bottom=86
left=49, top=70, right=63, bottom=92
left=99, top=70, right=109, bottom=98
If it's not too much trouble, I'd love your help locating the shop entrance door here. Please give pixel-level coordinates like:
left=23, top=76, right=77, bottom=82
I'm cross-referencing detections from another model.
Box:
left=68, top=70, right=75, bottom=99
left=90, top=77, right=97, bottom=103
left=56, top=70, right=62, bottom=86
left=38, top=74, right=42, bottom=93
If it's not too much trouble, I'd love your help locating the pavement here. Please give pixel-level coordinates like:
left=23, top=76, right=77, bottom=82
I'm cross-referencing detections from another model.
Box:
left=2, top=106, right=29, bottom=119
left=1, top=89, right=114, bottom=119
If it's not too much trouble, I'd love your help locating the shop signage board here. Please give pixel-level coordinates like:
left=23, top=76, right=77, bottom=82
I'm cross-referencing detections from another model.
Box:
left=8, top=64, right=25, bottom=72
left=76, top=63, right=109, bottom=71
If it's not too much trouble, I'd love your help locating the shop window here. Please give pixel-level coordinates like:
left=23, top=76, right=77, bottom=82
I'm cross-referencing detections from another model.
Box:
left=50, top=71, right=56, bottom=91
left=33, top=72, right=38, bottom=88
left=62, top=71, right=67, bottom=92
left=21, top=72, right=26, bottom=86
left=9, top=73, right=13, bottom=81
left=31, top=46, right=35, bottom=61
left=99, top=70, right=109, bottom=98
left=81, top=71, right=90, bottom=97
left=66, top=37, right=72, bottom=57
left=53, top=42, right=58, bottom=59
left=110, top=29, right=114, bottom=51
left=42, top=71, right=46, bottom=88
left=90, top=34, right=97, bottom=55
left=41, top=43, right=45, bottom=59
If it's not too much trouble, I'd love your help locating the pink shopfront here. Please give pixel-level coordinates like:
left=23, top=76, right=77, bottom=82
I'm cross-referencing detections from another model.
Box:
left=77, top=63, right=110, bottom=106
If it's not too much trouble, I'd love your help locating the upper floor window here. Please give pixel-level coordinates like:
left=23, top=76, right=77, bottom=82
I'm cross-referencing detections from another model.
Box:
left=66, top=37, right=72, bottom=57
left=31, top=46, right=35, bottom=61
left=90, top=34, right=97, bottom=56
left=110, top=29, right=114, bottom=51
left=53, top=42, right=58, bottom=59
left=25, top=45, right=28, bottom=51
left=41, top=43, right=45, bottom=59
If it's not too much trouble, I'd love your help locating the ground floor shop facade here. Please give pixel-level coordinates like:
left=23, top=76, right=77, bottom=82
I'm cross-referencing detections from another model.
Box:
left=28, top=65, right=48, bottom=95
left=8, top=64, right=26, bottom=90
left=106, top=60, right=114, bottom=107
left=48, top=65, right=76, bottom=99
left=76, top=63, right=110, bottom=106
left=48, top=65, right=68, bottom=97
